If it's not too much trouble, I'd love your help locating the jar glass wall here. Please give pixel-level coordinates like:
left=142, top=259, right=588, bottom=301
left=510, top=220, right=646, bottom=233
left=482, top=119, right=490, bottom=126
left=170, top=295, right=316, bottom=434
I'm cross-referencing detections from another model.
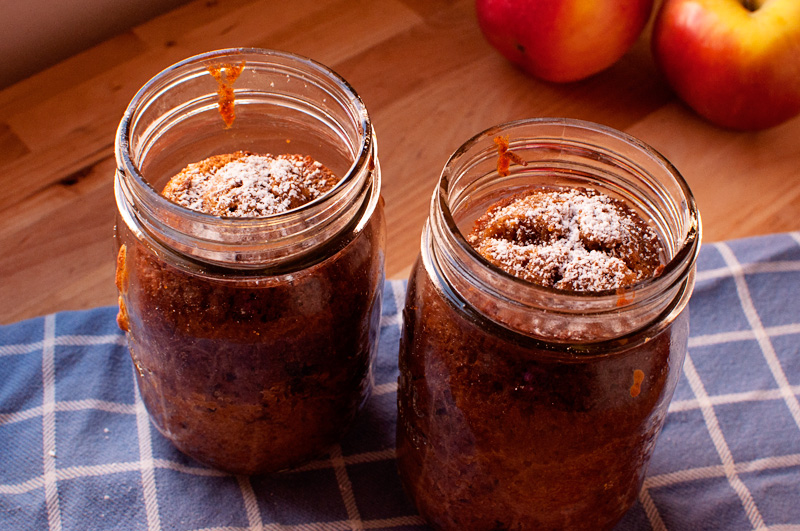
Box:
left=114, top=49, right=385, bottom=474
left=396, top=118, right=700, bottom=530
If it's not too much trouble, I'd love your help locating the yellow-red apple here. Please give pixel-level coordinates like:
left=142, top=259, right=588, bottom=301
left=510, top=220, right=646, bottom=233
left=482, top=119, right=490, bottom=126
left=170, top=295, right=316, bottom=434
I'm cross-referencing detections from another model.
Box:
left=475, top=0, right=654, bottom=83
left=652, top=0, right=800, bottom=130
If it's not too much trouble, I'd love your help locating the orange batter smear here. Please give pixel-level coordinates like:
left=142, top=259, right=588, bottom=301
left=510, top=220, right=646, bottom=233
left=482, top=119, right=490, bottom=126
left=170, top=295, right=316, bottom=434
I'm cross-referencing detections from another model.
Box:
left=629, top=369, right=645, bottom=398
left=115, top=245, right=128, bottom=294
left=616, top=287, right=635, bottom=307
left=207, top=61, right=246, bottom=128
left=494, top=135, right=527, bottom=177
left=115, top=244, right=130, bottom=331
left=117, top=297, right=129, bottom=332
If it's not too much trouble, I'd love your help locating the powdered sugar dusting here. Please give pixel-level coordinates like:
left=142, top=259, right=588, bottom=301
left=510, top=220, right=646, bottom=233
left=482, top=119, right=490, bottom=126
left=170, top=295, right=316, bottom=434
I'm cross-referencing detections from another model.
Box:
left=468, top=188, right=663, bottom=291
left=161, top=151, right=338, bottom=217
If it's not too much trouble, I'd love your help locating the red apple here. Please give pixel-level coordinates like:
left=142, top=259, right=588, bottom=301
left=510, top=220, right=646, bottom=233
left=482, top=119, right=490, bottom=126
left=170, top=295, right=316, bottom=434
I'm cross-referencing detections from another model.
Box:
left=475, top=0, right=654, bottom=83
left=652, top=0, right=800, bottom=130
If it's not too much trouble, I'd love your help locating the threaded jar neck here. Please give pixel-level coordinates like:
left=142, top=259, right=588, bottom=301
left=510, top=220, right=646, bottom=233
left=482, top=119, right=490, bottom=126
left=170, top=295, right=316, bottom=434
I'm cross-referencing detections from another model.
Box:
left=427, top=118, right=700, bottom=346
left=115, top=48, right=378, bottom=273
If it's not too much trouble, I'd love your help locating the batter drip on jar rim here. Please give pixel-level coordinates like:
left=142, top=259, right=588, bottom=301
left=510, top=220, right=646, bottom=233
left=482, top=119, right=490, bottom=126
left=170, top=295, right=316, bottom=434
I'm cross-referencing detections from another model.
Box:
left=161, top=151, right=339, bottom=217
left=494, top=135, right=527, bottom=177
left=207, top=61, right=246, bottom=128
left=467, top=188, right=663, bottom=291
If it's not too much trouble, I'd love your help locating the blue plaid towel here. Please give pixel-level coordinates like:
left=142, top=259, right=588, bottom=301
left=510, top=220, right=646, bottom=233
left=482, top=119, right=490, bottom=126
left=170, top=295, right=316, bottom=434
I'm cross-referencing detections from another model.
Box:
left=2, top=232, right=800, bottom=531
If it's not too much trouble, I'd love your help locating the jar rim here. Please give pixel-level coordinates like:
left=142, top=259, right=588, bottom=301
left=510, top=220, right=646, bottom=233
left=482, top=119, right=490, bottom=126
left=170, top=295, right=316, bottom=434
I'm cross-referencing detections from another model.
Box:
left=115, top=47, right=373, bottom=227
left=438, top=117, right=701, bottom=300
left=114, top=48, right=378, bottom=269
left=430, top=117, right=701, bottom=334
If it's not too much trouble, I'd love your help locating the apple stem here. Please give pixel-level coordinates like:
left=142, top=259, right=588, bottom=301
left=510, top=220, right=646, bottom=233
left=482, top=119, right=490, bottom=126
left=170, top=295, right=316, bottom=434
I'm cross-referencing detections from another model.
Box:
left=741, top=0, right=767, bottom=11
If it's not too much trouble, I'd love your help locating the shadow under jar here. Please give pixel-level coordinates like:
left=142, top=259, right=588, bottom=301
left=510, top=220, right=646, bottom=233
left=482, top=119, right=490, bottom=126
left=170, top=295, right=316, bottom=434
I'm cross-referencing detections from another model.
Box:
left=396, top=118, right=700, bottom=530
left=114, top=49, right=385, bottom=475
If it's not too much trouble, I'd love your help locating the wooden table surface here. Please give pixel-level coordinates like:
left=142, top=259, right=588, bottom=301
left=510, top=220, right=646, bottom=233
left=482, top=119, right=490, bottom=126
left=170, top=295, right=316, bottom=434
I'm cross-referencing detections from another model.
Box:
left=1, top=0, right=799, bottom=324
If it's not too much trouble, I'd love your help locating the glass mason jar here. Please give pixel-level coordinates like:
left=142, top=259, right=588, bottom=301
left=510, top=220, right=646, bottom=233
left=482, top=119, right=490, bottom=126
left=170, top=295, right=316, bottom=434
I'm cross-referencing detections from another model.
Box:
left=114, top=49, right=385, bottom=475
left=396, top=118, right=700, bottom=530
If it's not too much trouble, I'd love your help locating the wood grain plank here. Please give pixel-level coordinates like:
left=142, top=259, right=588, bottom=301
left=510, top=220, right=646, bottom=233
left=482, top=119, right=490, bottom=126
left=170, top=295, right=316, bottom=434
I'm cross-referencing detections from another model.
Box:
left=132, top=0, right=339, bottom=54
left=0, top=30, right=149, bottom=120
left=0, top=156, right=115, bottom=236
left=249, top=0, right=423, bottom=68
left=628, top=107, right=800, bottom=243
left=396, top=0, right=463, bottom=18
left=0, top=123, right=30, bottom=166
left=0, top=127, right=114, bottom=214
left=0, top=169, right=118, bottom=323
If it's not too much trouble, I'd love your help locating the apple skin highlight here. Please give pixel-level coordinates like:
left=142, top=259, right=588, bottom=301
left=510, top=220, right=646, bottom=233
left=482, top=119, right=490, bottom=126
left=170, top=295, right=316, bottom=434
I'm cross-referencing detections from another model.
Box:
left=652, top=0, right=800, bottom=130
left=476, top=0, right=654, bottom=83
